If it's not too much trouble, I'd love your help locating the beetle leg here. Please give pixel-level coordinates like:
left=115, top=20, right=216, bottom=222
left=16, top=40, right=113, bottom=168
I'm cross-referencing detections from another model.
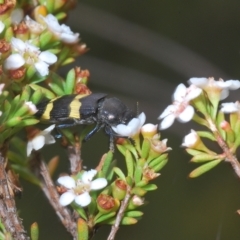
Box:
left=84, top=123, right=104, bottom=142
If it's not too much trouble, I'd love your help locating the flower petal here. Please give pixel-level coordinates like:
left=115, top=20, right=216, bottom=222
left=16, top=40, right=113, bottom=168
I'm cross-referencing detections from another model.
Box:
left=31, top=135, right=45, bottom=150
left=159, top=114, right=175, bottom=130
left=57, top=176, right=76, bottom=189
left=158, top=105, right=176, bottom=119
left=90, top=178, right=107, bottom=190
left=178, top=105, right=194, bottom=122
left=26, top=141, right=33, bottom=156
left=39, top=51, right=57, bottom=65
left=75, top=192, right=91, bottom=207
left=82, top=169, right=97, bottom=183
left=4, top=53, right=25, bottom=70
left=59, top=192, right=75, bottom=206
left=34, top=61, right=49, bottom=76
left=173, top=83, right=186, bottom=101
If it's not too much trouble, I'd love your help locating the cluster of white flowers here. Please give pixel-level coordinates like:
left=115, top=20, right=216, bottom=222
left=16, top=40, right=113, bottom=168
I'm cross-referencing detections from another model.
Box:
left=159, top=77, right=240, bottom=131
left=57, top=170, right=107, bottom=207
left=3, top=12, right=80, bottom=77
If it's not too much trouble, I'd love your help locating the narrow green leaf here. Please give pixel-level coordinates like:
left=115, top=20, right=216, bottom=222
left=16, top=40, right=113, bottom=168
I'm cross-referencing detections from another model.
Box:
left=189, top=159, right=222, bottom=178
left=16, top=119, right=39, bottom=127
left=191, top=153, right=220, bottom=163
left=141, top=138, right=151, bottom=159
left=197, top=131, right=215, bottom=141
left=131, top=187, right=146, bottom=196
left=30, top=84, right=55, bottom=99
left=148, top=154, right=168, bottom=168
left=124, top=211, right=143, bottom=218
left=64, top=69, right=76, bottom=94
left=20, top=86, right=31, bottom=101
left=185, top=148, right=204, bottom=156
left=151, top=159, right=168, bottom=172
left=77, top=219, right=88, bottom=240
left=74, top=207, right=87, bottom=221
left=31, top=89, right=44, bottom=104
left=113, top=167, right=126, bottom=180
left=30, top=222, right=39, bottom=240
left=11, top=165, right=40, bottom=185
left=141, top=184, right=157, bottom=191
left=102, top=151, right=113, bottom=177
left=134, top=165, right=142, bottom=183
left=94, top=211, right=116, bottom=224
left=48, top=82, right=65, bottom=96
left=125, top=150, right=135, bottom=178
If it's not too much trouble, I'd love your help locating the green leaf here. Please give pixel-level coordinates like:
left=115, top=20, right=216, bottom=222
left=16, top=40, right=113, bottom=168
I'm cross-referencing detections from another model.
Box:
left=64, top=69, right=76, bottom=94
left=197, top=131, right=215, bottom=141
left=113, top=167, right=126, bottom=180
left=11, top=165, right=40, bottom=185
left=148, top=154, right=168, bottom=168
left=31, top=89, right=44, bottom=104
left=141, top=138, right=151, bottom=159
left=152, top=159, right=168, bottom=172
left=134, top=165, right=142, bottom=183
left=124, top=211, right=143, bottom=218
left=141, top=184, right=157, bottom=191
left=30, top=84, right=55, bottom=99
left=74, top=207, right=87, bottom=221
left=77, top=219, right=88, bottom=240
left=125, top=150, right=135, bottom=178
left=48, top=82, right=65, bottom=96
left=94, top=211, right=116, bottom=224
left=30, top=222, right=39, bottom=240
left=190, top=153, right=220, bottom=163
left=131, top=187, right=146, bottom=196
left=185, top=148, right=204, bottom=156
left=20, top=86, right=31, bottom=101
left=189, top=159, right=222, bottom=178
left=102, top=151, right=114, bottom=178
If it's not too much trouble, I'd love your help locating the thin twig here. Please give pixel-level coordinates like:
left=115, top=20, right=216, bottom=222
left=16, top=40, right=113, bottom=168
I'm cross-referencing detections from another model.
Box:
left=31, top=152, right=77, bottom=238
left=67, top=135, right=82, bottom=175
left=208, top=118, right=240, bottom=178
left=0, top=146, right=29, bottom=240
left=107, top=185, right=131, bottom=240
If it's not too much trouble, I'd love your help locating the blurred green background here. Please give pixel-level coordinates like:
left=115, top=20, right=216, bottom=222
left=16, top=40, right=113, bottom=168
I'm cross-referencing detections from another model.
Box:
left=17, top=1, right=240, bottom=239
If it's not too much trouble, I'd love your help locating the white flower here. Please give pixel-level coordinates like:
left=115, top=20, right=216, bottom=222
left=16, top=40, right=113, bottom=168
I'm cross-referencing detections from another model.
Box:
left=11, top=8, right=24, bottom=24
left=25, top=101, right=37, bottom=114
left=141, top=123, right=158, bottom=138
left=42, top=14, right=79, bottom=44
left=220, top=102, right=240, bottom=113
left=25, top=16, right=45, bottom=34
left=4, top=38, right=57, bottom=76
left=0, top=83, right=4, bottom=94
left=26, top=125, right=56, bottom=156
left=0, top=21, right=5, bottom=33
left=112, top=112, right=146, bottom=137
left=57, top=170, right=107, bottom=207
left=158, top=84, right=202, bottom=130
left=189, top=77, right=240, bottom=100
left=182, top=129, right=200, bottom=148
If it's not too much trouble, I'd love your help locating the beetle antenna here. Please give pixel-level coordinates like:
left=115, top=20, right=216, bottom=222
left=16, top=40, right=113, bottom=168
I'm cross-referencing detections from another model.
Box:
left=136, top=101, right=139, bottom=116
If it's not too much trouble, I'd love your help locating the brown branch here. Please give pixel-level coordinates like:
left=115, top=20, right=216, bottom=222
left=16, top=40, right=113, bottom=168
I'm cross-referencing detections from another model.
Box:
left=64, top=134, right=82, bottom=175
left=107, top=185, right=131, bottom=240
left=31, top=152, right=77, bottom=238
left=208, top=118, right=240, bottom=178
left=0, top=146, right=29, bottom=240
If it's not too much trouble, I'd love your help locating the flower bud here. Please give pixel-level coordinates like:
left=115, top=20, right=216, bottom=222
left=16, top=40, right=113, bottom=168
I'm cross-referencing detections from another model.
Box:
left=97, top=194, right=120, bottom=213
left=112, top=179, right=127, bottom=200
left=143, top=167, right=160, bottom=181
left=141, top=123, right=158, bottom=138
left=127, top=195, right=144, bottom=210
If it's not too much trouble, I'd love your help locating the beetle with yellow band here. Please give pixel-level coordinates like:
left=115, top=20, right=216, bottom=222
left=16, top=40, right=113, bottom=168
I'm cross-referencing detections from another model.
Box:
left=35, top=93, right=136, bottom=150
